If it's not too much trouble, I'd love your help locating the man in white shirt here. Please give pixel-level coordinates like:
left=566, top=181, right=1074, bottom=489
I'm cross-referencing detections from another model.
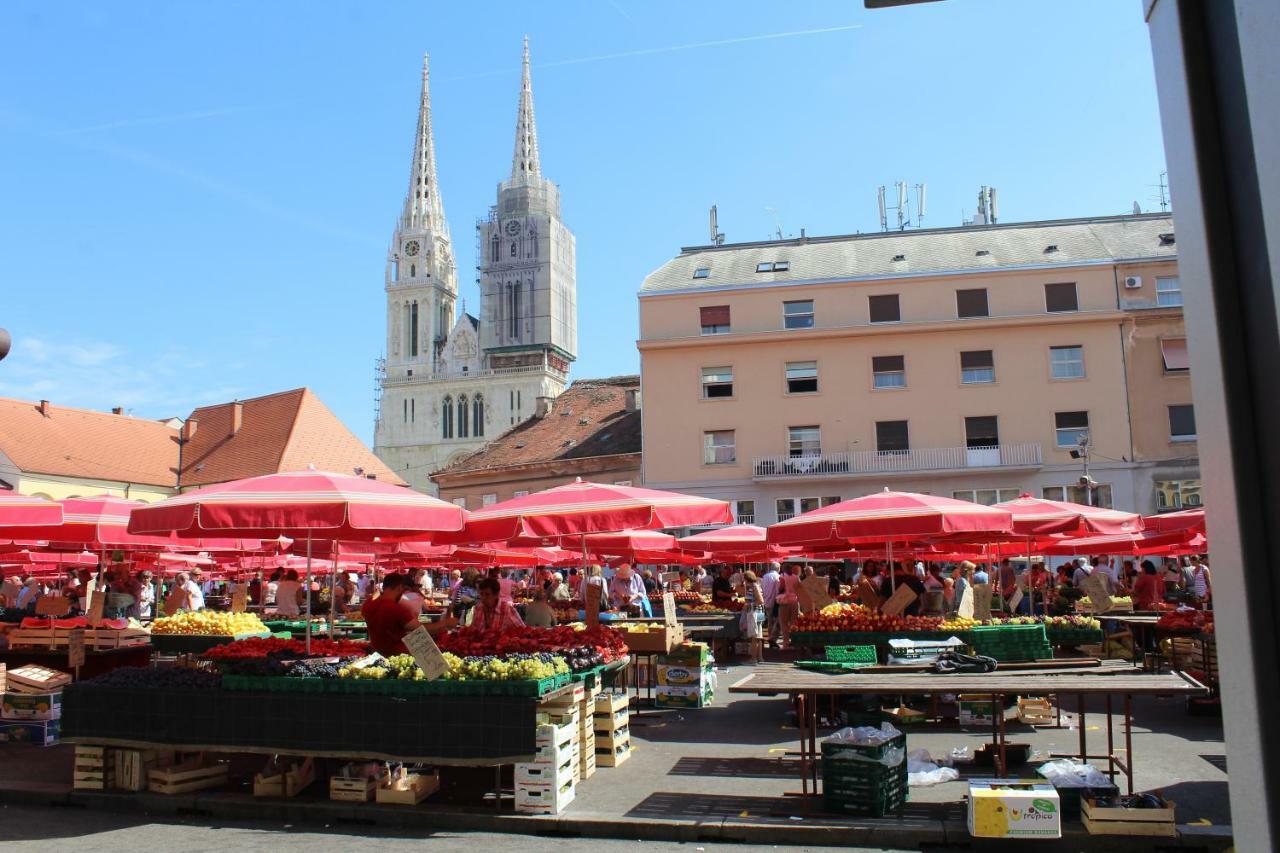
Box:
left=759, top=563, right=782, bottom=647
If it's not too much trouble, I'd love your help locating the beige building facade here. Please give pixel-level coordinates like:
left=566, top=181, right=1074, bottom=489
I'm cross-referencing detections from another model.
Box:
left=638, top=213, right=1192, bottom=524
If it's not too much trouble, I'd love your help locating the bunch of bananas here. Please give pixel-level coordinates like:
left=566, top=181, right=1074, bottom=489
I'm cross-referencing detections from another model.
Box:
left=151, top=611, right=267, bottom=636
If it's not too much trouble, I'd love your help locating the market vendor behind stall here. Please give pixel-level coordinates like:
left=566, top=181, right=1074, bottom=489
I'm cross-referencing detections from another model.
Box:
left=608, top=564, right=651, bottom=616
left=470, top=577, right=525, bottom=631
left=361, top=572, right=457, bottom=656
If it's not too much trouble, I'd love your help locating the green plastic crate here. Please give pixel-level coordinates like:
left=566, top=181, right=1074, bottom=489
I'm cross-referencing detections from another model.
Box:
left=824, top=644, right=878, bottom=665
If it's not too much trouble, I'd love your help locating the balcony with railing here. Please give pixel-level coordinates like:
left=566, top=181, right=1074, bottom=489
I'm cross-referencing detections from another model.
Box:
left=752, top=443, right=1043, bottom=480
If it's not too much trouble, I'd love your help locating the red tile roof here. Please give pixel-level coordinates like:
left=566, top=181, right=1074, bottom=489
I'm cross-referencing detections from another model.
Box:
left=0, top=397, right=179, bottom=487
left=181, top=388, right=403, bottom=487
left=433, top=376, right=641, bottom=478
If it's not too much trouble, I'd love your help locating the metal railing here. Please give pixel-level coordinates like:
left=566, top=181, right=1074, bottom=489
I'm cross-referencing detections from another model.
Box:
left=381, top=363, right=566, bottom=387
left=751, top=442, right=1043, bottom=479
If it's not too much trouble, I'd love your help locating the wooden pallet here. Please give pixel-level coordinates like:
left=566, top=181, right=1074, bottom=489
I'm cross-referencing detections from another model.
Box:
left=148, top=756, right=228, bottom=795
left=73, top=746, right=113, bottom=791
left=113, top=749, right=172, bottom=792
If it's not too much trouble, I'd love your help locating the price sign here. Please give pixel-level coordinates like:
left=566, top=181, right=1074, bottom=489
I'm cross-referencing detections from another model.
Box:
left=662, top=592, right=678, bottom=628
left=972, top=583, right=994, bottom=621
left=880, top=584, right=918, bottom=618
left=660, top=572, right=682, bottom=587
left=68, top=628, right=86, bottom=670
left=81, top=579, right=99, bottom=624
left=800, top=574, right=833, bottom=612
left=402, top=626, right=449, bottom=681
left=957, top=584, right=975, bottom=619
left=585, top=578, right=601, bottom=628
left=231, top=584, right=248, bottom=613
left=86, top=587, right=105, bottom=627
left=1080, top=572, right=1114, bottom=614
left=1007, top=587, right=1024, bottom=615
left=36, top=596, right=71, bottom=617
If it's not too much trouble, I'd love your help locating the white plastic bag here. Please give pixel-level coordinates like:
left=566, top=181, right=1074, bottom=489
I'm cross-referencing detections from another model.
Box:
left=906, top=749, right=959, bottom=787
left=824, top=722, right=902, bottom=746
left=1037, top=759, right=1111, bottom=788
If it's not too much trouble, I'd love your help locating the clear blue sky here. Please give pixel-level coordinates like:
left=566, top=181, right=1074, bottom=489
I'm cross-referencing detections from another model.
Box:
left=0, top=1, right=1166, bottom=444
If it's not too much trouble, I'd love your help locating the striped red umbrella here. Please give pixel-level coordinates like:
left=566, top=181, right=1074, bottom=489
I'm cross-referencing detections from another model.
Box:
left=0, top=492, right=64, bottom=540
left=1143, top=508, right=1206, bottom=535
left=1040, top=529, right=1205, bottom=557
left=678, top=524, right=795, bottom=560
left=441, top=478, right=732, bottom=544
left=585, top=529, right=678, bottom=557
left=991, top=493, right=1143, bottom=536
left=33, top=495, right=174, bottom=549
left=128, top=469, right=466, bottom=540
left=768, top=488, right=1013, bottom=547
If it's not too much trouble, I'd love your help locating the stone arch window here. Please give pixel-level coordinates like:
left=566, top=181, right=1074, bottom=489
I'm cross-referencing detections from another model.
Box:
left=409, top=302, right=419, bottom=357
left=510, top=241, right=517, bottom=258
left=473, top=395, right=484, bottom=438
left=410, top=264, right=416, bottom=278
left=457, top=395, right=469, bottom=438
left=442, top=396, right=454, bottom=438
left=491, top=235, right=500, bottom=262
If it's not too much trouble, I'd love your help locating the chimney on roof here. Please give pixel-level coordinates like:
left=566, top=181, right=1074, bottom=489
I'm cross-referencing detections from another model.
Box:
left=182, top=419, right=199, bottom=442
left=229, top=401, right=243, bottom=437
left=38, top=400, right=50, bottom=417
left=111, top=407, right=123, bottom=415
left=624, top=389, right=641, bottom=412
left=535, top=396, right=554, bottom=418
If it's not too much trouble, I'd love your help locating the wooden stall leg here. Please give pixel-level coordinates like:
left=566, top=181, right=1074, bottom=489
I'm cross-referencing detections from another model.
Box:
left=1124, top=694, right=1134, bottom=795
left=1077, top=694, right=1087, bottom=761
left=1105, top=693, right=1116, bottom=782
left=809, top=692, right=819, bottom=796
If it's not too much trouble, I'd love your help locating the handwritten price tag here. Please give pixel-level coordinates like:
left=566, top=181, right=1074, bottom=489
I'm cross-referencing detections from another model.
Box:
left=663, top=592, right=678, bottom=628
left=402, top=626, right=449, bottom=681
left=68, top=628, right=86, bottom=669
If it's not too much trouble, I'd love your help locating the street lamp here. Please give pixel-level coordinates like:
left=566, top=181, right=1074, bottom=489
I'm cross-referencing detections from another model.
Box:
left=1068, top=434, right=1095, bottom=506
left=0, top=328, right=11, bottom=362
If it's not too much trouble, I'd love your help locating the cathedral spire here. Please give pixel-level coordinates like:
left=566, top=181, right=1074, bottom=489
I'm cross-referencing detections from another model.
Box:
left=402, top=53, right=447, bottom=234
left=509, top=36, right=542, bottom=185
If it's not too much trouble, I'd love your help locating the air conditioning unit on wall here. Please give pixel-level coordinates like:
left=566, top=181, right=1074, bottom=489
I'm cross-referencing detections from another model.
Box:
left=1124, top=275, right=1143, bottom=289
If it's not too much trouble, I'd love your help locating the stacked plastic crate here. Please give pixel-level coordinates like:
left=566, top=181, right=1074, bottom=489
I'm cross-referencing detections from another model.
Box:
left=821, top=729, right=908, bottom=817
left=516, top=685, right=585, bottom=814
left=593, top=691, right=631, bottom=767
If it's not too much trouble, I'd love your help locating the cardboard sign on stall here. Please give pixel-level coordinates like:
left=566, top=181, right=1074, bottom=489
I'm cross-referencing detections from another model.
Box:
left=585, top=579, right=601, bottom=628
left=957, top=584, right=975, bottom=619
left=972, top=583, right=994, bottom=621
left=35, top=596, right=71, bottom=617
left=660, top=572, right=683, bottom=587
left=68, top=627, right=86, bottom=671
left=1006, top=587, right=1024, bottom=615
left=1080, top=572, right=1114, bottom=614
left=662, top=592, right=678, bottom=628
left=880, top=584, right=918, bottom=618
left=402, top=626, right=449, bottom=681
left=231, top=584, right=248, bottom=613
left=800, top=574, right=833, bottom=612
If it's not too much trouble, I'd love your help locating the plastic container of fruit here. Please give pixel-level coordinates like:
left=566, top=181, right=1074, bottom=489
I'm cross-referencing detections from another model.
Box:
left=149, top=630, right=273, bottom=655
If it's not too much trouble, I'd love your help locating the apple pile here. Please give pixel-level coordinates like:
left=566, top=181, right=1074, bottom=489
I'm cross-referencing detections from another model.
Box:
left=793, top=602, right=944, bottom=634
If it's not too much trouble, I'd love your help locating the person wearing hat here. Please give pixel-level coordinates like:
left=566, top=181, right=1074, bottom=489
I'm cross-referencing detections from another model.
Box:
left=609, top=564, right=650, bottom=616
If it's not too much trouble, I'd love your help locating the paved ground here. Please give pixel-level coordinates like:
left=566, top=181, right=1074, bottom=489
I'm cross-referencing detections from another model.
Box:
left=0, top=656, right=1232, bottom=849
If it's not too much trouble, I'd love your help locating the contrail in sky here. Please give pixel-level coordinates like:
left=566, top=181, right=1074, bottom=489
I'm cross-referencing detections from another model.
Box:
left=437, top=23, right=864, bottom=80
left=57, top=108, right=252, bottom=136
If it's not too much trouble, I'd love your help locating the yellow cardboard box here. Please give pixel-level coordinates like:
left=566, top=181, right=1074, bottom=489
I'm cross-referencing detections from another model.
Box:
left=968, top=780, right=1061, bottom=839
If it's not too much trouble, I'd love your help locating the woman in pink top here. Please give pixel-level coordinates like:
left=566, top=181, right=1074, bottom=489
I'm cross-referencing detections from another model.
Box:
left=775, top=566, right=803, bottom=649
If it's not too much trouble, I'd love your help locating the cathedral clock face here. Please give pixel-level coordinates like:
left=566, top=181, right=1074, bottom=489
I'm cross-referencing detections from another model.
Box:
left=504, top=220, right=521, bottom=236
left=404, top=240, right=420, bottom=256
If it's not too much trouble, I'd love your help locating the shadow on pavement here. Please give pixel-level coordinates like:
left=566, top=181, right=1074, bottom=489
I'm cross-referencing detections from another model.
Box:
left=668, top=756, right=803, bottom=778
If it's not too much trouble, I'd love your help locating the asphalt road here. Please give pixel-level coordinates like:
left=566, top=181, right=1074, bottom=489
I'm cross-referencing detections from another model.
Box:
left=0, top=804, right=911, bottom=852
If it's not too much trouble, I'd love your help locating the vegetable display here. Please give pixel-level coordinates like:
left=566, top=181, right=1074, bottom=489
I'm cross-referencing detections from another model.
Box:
left=435, top=624, right=627, bottom=670
left=79, top=665, right=221, bottom=690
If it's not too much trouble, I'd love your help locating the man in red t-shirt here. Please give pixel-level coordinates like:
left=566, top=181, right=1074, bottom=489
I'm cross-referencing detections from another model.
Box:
left=362, top=573, right=456, bottom=656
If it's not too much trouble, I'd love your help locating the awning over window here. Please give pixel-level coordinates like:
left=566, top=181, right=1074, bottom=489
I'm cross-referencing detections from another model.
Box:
left=1161, top=338, right=1190, bottom=370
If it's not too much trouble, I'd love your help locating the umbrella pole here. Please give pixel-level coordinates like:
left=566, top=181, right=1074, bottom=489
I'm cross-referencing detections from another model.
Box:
left=888, top=540, right=895, bottom=593
left=1028, top=535, right=1035, bottom=617
left=329, top=540, right=338, bottom=638
left=305, top=532, right=313, bottom=656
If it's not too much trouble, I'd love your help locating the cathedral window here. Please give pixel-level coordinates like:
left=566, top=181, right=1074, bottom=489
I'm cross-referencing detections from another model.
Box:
left=473, top=395, right=484, bottom=438
left=510, top=241, right=517, bottom=258
left=491, top=236, right=500, bottom=262
left=442, top=396, right=453, bottom=438
left=403, top=399, right=408, bottom=423
left=458, top=395, right=469, bottom=438
left=411, top=398, right=415, bottom=423
left=510, top=284, right=521, bottom=339
left=409, top=302, right=419, bottom=357
left=410, top=264, right=416, bottom=278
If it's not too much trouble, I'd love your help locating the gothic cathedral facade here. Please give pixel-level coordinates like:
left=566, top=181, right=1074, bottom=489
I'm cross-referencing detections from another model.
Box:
left=374, top=41, right=576, bottom=498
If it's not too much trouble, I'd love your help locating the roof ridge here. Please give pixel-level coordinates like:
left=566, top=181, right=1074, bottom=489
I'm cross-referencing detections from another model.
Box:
left=189, top=387, right=308, bottom=413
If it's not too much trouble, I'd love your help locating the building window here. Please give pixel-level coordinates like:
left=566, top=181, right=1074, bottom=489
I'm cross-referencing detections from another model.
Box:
left=1054, top=411, right=1090, bottom=448
left=788, top=425, right=821, bottom=458
left=692, top=267, right=710, bottom=279
left=964, top=416, right=999, bottom=448
left=491, top=236, right=499, bottom=262
left=869, top=294, right=901, bottom=323
left=1156, top=275, right=1182, bottom=307
left=1155, top=479, right=1202, bottom=511
left=775, top=498, right=796, bottom=522
left=876, top=420, right=910, bottom=454
left=473, top=395, right=484, bottom=437
left=1043, top=484, right=1113, bottom=508
left=1050, top=345, right=1085, bottom=379
left=482, top=493, right=497, bottom=507
left=756, top=261, right=790, bottom=273
left=1161, top=338, right=1190, bottom=372
left=703, top=430, right=736, bottom=465
left=410, top=398, right=415, bottom=423
left=954, top=488, right=1021, bottom=506
left=785, top=361, right=818, bottom=393
left=872, top=355, right=906, bottom=389
left=1169, top=404, right=1197, bottom=441
left=783, top=300, right=815, bottom=329
left=956, top=288, right=989, bottom=318
left=442, top=395, right=454, bottom=438
left=513, top=490, right=529, bottom=498
left=510, top=241, right=517, bottom=257
left=701, top=367, right=734, bottom=398
left=961, top=350, right=995, bottom=384
left=700, top=305, right=730, bottom=335
left=403, top=399, right=408, bottom=423
left=409, top=301, right=420, bottom=357
left=1044, top=282, right=1079, bottom=313
left=457, top=395, right=469, bottom=438
left=452, top=497, right=467, bottom=509
left=735, top=500, right=755, bottom=525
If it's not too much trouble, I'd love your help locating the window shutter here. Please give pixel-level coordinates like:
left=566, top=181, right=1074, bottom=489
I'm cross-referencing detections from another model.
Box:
left=700, top=305, right=730, bottom=326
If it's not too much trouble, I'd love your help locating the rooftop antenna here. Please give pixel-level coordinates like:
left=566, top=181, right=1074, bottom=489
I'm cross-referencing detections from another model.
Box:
left=877, top=181, right=927, bottom=231
left=877, top=186, right=888, bottom=232
left=915, top=183, right=927, bottom=227
left=709, top=204, right=724, bottom=246
left=765, top=207, right=784, bottom=240
left=1157, top=171, right=1170, bottom=212
left=988, top=187, right=999, bottom=224
left=969, top=186, right=999, bottom=226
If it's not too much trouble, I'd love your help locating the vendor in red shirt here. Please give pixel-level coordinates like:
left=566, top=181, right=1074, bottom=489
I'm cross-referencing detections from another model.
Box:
left=470, top=577, right=526, bottom=632
left=1132, top=560, right=1164, bottom=612
left=361, top=573, right=456, bottom=656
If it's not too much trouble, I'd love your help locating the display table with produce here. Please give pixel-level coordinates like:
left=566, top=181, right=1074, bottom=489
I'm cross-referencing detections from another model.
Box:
left=148, top=611, right=273, bottom=655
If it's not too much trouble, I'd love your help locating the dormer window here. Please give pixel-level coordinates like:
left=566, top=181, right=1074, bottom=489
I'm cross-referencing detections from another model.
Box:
left=975, top=249, right=991, bottom=257
left=1159, top=233, right=1176, bottom=246
left=692, top=267, right=711, bottom=279
left=756, top=262, right=773, bottom=273
left=756, top=261, right=791, bottom=273
left=892, top=254, right=906, bottom=262
left=1045, top=245, right=1059, bottom=254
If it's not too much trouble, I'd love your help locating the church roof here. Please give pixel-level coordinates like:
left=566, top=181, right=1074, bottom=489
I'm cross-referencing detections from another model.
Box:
left=182, top=388, right=404, bottom=487
left=0, top=397, right=179, bottom=487
left=464, top=313, right=479, bottom=332
left=432, top=376, right=640, bottom=479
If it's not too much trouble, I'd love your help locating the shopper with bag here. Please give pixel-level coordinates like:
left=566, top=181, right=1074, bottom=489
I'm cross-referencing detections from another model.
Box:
left=739, top=571, right=766, bottom=663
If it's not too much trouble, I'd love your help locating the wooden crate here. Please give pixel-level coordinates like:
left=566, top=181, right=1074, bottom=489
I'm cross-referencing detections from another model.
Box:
left=0, top=663, right=6, bottom=694
left=376, top=770, right=439, bottom=805
left=1018, top=697, right=1056, bottom=726
left=330, top=776, right=378, bottom=802
left=1082, top=797, right=1176, bottom=837
left=594, top=691, right=629, bottom=714
left=595, top=724, right=630, bottom=748
left=619, top=626, right=681, bottom=654
left=113, top=749, right=172, bottom=792
left=596, top=740, right=632, bottom=767
left=6, top=665, right=71, bottom=694
left=148, top=756, right=228, bottom=795
left=73, top=746, right=113, bottom=791
left=8, top=627, right=150, bottom=651
left=253, top=757, right=315, bottom=798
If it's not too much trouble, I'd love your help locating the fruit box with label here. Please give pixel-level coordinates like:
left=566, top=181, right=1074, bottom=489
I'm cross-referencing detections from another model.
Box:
left=958, top=695, right=997, bottom=726
left=0, top=719, right=60, bottom=746
left=968, top=780, right=1061, bottom=839
left=655, top=684, right=712, bottom=709
left=659, top=642, right=709, bottom=666
left=1, top=691, right=63, bottom=721
left=656, top=662, right=710, bottom=687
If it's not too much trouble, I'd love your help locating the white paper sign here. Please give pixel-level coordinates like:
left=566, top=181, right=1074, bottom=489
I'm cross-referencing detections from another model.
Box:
left=402, top=626, right=449, bottom=681
left=662, top=592, right=678, bottom=628
left=1081, top=572, right=1114, bottom=615
left=68, top=628, right=86, bottom=669
left=958, top=585, right=975, bottom=619
left=1007, top=587, right=1024, bottom=615
left=660, top=572, right=682, bottom=587
left=972, top=583, right=994, bottom=621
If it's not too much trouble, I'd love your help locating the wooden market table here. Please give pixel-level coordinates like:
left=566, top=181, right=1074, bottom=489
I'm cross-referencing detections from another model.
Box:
left=729, top=659, right=1205, bottom=800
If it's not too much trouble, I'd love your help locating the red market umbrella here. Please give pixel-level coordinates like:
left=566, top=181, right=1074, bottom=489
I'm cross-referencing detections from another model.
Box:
left=991, top=493, right=1143, bottom=536
left=440, top=478, right=732, bottom=544
left=584, top=529, right=678, bottom=558
left=1040, top=529, right=1206, bottom=557
left=0, top=549, right=98, bottom=567
left=39, top=495, right=174, bottom=550
left=768, top=489, right=1013, bottom=546
left=0, top=493, right=64, bottom=539
left=677, top=524, right=797, bottom=561
left=1143, top=508, right=1206, bottom=535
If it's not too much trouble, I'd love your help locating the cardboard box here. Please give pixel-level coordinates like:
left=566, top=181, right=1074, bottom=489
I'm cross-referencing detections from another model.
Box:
left=1, top=691, right=62, bottom=721
left=968, top=780, right=1062, bottom=839
left=516, top=757, right=575, bottom=787
left=620, top=625, right=681, bottom=654
left=659, top=642, right=709, bottom=666
left=514, top=780, right=575, bottom=814
left=656, top=663, right=707, bottom=687
left=0, top=719, right=59, bottom=746
left=655, top=684, right=711, bottom=709
left=959, top=695, right=997, bottom=727
left=535, top=720, right=576, bottom=748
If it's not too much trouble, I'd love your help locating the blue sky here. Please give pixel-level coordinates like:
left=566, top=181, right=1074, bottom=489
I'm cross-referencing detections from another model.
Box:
left=0, top=1, right=1167, bottom=444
